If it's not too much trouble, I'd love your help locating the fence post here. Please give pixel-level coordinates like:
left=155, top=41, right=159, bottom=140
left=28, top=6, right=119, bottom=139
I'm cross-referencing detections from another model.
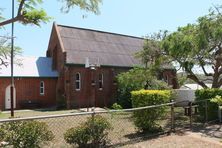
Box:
left=205, top=100, right=208, bottom=123
left=189, top=101, right=192, bottom=129
left=218, top=105, right=221, bottom=123
left=171, top=100, right=175, bottom=132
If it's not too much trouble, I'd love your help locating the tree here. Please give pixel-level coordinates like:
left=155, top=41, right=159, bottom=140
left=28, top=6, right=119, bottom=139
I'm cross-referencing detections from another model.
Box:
left=117, top=33, right=171, bottom=108
left=0, top=37, right=11, bottom=68
left=135, top=32, right=173, bottom=89
left=117, top=67, right=169, bottom=108
left=0, top=36, right=22, bottom=69
left=0, top=0, right=102, bottom=27
left=0, top=0, right=102, bottom=69
left=162, top=5, right=222, bottom=88
left=135, top=32, right=168, bottom=70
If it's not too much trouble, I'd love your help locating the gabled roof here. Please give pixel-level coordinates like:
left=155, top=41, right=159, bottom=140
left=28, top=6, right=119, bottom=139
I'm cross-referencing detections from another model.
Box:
left=0, top=56, right=58, bottom=77
left=56, top=24, right=144, bottom=67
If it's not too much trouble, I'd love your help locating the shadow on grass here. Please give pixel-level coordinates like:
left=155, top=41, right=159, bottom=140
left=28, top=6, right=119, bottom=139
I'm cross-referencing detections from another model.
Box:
left=33, top=107, right=78, bottom=113
left=191, top=122, right=222, bottom=139
left=108, top=130, right=172, bottom=147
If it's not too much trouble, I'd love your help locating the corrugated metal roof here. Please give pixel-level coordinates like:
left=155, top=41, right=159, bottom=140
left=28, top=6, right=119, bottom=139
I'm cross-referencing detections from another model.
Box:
left=0, top=56, right=58, bottom=77
left=57, top=25, right=144, bottom=67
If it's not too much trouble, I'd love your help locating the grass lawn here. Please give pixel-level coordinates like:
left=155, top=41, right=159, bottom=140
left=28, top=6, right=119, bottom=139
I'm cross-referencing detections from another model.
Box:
left=0, top=108, right=79, bottom=119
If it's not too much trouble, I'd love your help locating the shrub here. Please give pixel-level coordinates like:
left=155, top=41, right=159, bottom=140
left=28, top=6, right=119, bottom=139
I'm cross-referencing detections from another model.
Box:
left=111, top=103, right=123, bottom=110
left=0, top=120, right=54, bottom=148
left=211, top=95, right=222, bottom=106
left=86, top=115, right=111, bottom=146
left=64, top=125, right=91, bottom=148
left=195, top=89, right=221, bottom=120
left=64, top=115, right=111, bottom=147
left=131, top=90, right=171, bottom=132
left=117, top=67, right=169, bottom=108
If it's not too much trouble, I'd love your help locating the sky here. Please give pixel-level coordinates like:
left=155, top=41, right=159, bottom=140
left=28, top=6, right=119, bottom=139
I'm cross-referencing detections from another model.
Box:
left=1, top=0, right=222, bottom=57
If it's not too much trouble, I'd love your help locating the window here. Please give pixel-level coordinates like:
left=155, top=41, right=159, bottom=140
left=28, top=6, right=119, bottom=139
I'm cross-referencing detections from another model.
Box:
left=164, top=75, right=169, bottom=84
left=75, top=73, right=81, bottom=91
left=40, top=81, right=44, bottom=95
left=98, top=73, right=103, bottom=90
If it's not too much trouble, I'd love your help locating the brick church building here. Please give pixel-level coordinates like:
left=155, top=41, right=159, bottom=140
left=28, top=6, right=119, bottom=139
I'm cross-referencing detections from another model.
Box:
left=0, top=23, right=178, bottom=110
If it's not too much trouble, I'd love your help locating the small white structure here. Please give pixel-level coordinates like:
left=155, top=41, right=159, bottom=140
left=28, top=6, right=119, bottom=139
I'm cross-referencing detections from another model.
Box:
left=174, top=89, right=195, bottom=106
left=180, top=84, right=212, bottom=90
left=174, top=83, right=212, bottom=106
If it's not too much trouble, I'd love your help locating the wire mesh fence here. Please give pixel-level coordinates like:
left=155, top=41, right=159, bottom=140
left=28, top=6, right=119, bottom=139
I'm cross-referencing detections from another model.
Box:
left=0, top=99, right=218, bottom=147
left=173, top=99, right=218, bottom=132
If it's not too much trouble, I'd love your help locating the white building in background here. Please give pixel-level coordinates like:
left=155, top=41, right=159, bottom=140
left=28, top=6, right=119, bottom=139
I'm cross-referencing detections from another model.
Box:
left=180, top=83, right=213, bottom=90
left=174, top=83, right=213, bottom=107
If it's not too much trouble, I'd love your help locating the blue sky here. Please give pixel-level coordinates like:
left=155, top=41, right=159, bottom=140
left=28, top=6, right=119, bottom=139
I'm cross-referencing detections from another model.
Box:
left=1, top=0, right=222, bottom=56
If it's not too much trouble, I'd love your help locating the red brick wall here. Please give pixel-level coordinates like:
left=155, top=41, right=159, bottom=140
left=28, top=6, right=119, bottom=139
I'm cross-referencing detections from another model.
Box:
left=47, top=25, right=66, bottom=73
left=47, top=24, right=66, bottom=106
left=62, top=66, right=178, bottom=109
left=0, top=77, right=57, bottom=110
left=64, top=66, right=127, bottom=108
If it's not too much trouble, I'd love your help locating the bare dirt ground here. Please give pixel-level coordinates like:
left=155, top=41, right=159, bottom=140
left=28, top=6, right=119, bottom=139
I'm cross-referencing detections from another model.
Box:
left=122, top=132, right=222, bottom=148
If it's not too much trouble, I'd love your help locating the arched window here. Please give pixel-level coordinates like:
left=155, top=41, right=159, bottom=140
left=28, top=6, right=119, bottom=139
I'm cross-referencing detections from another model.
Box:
left=98, top=73, right=103, bottom=90
left=75, top=73, right=81, bottom=91
left=40, top=81, right=44, bottom=95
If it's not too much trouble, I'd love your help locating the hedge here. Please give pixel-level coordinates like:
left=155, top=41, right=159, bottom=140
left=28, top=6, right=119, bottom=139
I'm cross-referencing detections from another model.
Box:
left=131, top=90, right=171, bottom=132
left=195, top=89, right=221, bottom=121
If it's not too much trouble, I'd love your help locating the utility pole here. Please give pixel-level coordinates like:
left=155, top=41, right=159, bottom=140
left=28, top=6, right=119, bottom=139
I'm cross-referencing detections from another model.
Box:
left=10, top=0, right=15, bottom=117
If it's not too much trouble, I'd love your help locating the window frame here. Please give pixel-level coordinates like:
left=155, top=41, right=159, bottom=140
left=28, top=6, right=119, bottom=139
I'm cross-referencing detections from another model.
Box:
left=40, top=81, right=45, bottom=95
left=98, top=73, right=103, bottom=90
left=75, top=72, right=81, bottom=91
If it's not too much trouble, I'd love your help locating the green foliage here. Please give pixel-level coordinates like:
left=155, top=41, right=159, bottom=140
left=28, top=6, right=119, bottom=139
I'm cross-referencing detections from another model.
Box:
left=64, top=125, right=91, bottom=148
left=22, top=9, right=51, bottom=26
left=135, top=31, right=168, bottom=71
left=177, top=75, right=188, bottom=87
left=211, top=95, right=222, bottom=106
left=64, top=115, right=111, bottom=147
left=111, top=103, right=123, bottom=110
left=0, top=37, right=23, bottom=68
left=0, top=120, right=54, bottom=148
left=86, top=115, right=111, bottom=146
left=117, top=67, right=169, bottom=108
left=161, top=5, right=222, bottom=88
left=0, top=0, right=102, bottom=27
left=195, top=89, right=222, bottom=120
left=131, top=90, right=171, bottom=132
left=117, top=31, right=172, bottom=109
left=61, top=0, right=102, bottom=14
